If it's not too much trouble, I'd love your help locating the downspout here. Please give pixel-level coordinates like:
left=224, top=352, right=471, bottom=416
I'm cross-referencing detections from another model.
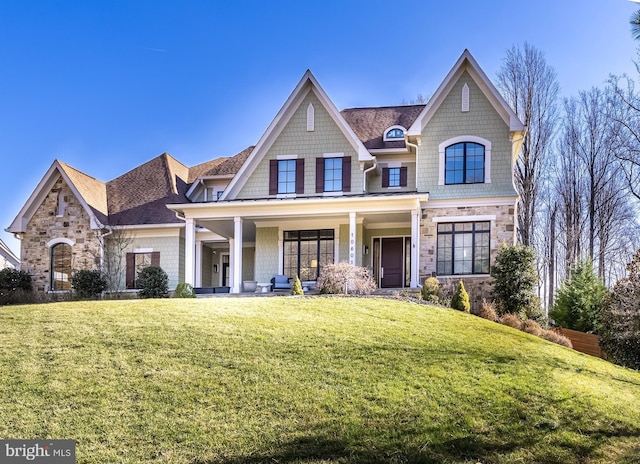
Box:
left=405, top=138, right=420, bottom=191
left=362, top=157, right=377, bottom=193
left=12, top=233, right=23, bottom=271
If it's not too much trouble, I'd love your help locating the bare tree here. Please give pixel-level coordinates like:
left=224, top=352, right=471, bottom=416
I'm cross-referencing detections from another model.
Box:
left=496, top=43, right=559, bottom=248
left=95, top=225, right=133, bottom=294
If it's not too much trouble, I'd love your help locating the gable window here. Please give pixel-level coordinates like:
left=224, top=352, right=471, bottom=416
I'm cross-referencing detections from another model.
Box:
left=383, top=126, right=406, bottom=141
left=382, top=167, right=408, bottom=188
left=316, top=155, right=351, bottom=193
left=51, top=243, right=72, bottom=291
left=283, top=229, right=334, bottom=281
left=437, top=222, right=490, bottom=275
left=269, top=158, right=304, bottom=195
left=445, top=142, right=485, bottom=185
left=126, top=251, right=160, bottom=289
left=56, top=191, right=67, bottom=217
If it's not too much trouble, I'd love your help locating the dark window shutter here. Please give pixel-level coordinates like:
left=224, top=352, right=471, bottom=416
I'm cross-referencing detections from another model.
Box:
left=382, top=168, right=390, bottom=188
left=295, top=158, right=305, bottom=195
left=126, top=253, right=135, bottom=289
left=400, top=167, right=408, bottom=187
left=269, top=160, right=278, bottom=195
left=316, top=158, right=324, bottom=193
left=151, top=251, right=160, bottom=267
left=342, top=156, right=351, bottom=192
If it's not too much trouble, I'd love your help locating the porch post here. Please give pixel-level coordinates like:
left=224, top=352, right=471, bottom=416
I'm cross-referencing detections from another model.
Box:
left=184, top=218, right=196, bottom=286
left=232, top=217, right=243, bottom=293
left=195, top=240, right=202, bottom=287
left=349, top=212, right=356, bottom=265
left=411, top=208, right=421, bottom=287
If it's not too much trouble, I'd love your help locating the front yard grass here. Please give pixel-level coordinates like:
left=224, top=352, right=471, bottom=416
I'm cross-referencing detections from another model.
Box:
left=0, top=297, right=639, bottom=463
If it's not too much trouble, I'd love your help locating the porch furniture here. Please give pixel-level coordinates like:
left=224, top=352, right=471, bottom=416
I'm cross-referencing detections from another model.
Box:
left=256, top=282, right=272, bottom=293
left=271, top=275, right=292, bottom=291
left=243, top=280, right=258, bottom=292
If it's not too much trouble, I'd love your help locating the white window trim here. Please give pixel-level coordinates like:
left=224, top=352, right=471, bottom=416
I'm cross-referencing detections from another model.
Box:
left=438, top=135, right=492, bottom=186
left=276, top=156, right=298, bottom=196
left=133, top=248, right=154, bottom=253
left=432, top=215, right=495, bottom=223
left=276, top=154, right=298, bottom=160
left=323, top=152, right=344, bottom=158
left=307, top=103, right=315, bottom=132
left=383, top=125, right=407, bottom=142
left=47, top=237, right=75, bottom=248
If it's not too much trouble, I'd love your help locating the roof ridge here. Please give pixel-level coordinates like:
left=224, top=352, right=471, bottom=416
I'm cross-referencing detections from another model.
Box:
left=341, top=104, right=427, bottom=111
left=57, top=160, right=105, bottom=184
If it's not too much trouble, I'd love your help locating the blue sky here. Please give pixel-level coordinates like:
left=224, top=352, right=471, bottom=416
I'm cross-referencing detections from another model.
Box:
left=1, top=0, right=639, bottom=254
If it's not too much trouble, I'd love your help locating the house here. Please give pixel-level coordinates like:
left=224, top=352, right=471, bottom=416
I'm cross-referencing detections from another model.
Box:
left=6, top=50, right=525, bottom=304
left=0, top=239, right=19, bottom=270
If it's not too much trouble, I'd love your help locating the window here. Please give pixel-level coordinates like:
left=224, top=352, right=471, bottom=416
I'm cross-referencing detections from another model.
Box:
left=269, top=158, right=304, bottom=195
left=51, top=243, right=72, bottom=291
left=283, top=229, right=334, bottom=281
left=437, top=222, right=490, bottom=275
left=382, top=167, right=408, bottom=188
left=315, top=156, right=351, bottom=193
left=277, top=159, right=296, bottom=194
left=324, top=158, right=342, bottom=192
left=383, top=126, right=406, bottom=141
left=445, top=142, right=485, bottom=184
left=126, top=251, right=160, bottom=289
left=56, top=191, right=67, bottom=217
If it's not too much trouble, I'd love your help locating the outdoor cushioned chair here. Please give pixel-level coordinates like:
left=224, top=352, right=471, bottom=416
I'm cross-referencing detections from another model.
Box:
left=271, top=275, right=291, bottom=291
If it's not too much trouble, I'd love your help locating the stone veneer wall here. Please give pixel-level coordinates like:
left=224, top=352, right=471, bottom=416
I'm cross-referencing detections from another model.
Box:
left=419, top=203, right=516, bottom=310
left=22, top=176, right=101, bottom=292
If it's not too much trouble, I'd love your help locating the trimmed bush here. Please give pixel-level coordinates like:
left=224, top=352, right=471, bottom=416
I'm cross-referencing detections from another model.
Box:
left=0, top=268, right=32, bottom=293
left=291, top=276, right=303, bottom=296
left=137, top=266, right=169, bottom=298
left=316, top=262, right=376, bottom=295
left=174, top=283, right=195, bottom=298
left=451, top=280, right=470, bottom=312
left=421, top=277, right=440, bottom=303
left=541, top=330, right=573, bottom=348
left=491, top=244, right=539, bottom=317
left=71, top=269, right=107, bottom=299
left=474, top=299, right=498, bottom=322
left=0, top=268, right=34, bottom=305
left=499, top=313, right=523, bottom=330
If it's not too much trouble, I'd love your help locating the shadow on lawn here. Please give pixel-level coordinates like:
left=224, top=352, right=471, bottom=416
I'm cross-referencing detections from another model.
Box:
left=197, top=424, right=640, bottom=464
left=199, top=432, right=532, bottom=464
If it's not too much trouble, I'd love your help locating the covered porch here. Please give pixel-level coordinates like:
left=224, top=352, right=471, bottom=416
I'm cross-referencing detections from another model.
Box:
left=168, top=194, right=428, bottom=294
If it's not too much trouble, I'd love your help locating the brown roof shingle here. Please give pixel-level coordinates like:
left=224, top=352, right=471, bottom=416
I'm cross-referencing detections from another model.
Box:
left=58, top=161, right=109, bottom=225
left=341, top=105, right=425, bottom=150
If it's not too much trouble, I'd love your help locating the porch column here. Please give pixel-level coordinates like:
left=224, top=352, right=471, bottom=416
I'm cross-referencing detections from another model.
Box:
left=349, top=212, right=356, bottom=265
left=195, top=240, right=203, bottom=287
left=411, top=209, right=421, bottom=287
left=184, top=218, right=196, bottom=286
left=232, top=217, right=243, bottom=293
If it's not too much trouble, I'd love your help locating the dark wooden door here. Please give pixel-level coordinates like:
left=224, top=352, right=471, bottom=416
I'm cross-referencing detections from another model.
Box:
left=381, top=238, right=403, bottom=288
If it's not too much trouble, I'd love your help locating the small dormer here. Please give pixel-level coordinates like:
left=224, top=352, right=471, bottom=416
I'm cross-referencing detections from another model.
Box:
left=383, top=125, right=406, bottom=142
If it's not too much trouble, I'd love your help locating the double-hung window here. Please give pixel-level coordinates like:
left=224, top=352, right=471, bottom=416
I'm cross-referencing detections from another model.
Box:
left=315, top=155, right=351, bottom=193
left=269, top=158, right=304, bottom=195
left=382, top=166, right=408, bottom=188
left=445, top=142, right=485, bottom=184
left=126, top=251, right=160, bottom=289
left=437, top=222, right=490, bottom=275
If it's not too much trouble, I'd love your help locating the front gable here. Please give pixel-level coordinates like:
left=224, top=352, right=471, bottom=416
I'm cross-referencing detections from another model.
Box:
left=220, top=71, right=373, bottom=200
left=6, top=161, right=106, bottom=234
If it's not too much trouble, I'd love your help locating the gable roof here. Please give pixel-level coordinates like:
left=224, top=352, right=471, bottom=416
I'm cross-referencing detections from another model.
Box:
left=407, top=49, right=525, bottom=136
left=341, top=105, right=425, bottom=150
left=220, top=70, right=373, bottom=200
left=0, top=239, right=19, bottom=268
left=6, top=160, right=108, bottom=233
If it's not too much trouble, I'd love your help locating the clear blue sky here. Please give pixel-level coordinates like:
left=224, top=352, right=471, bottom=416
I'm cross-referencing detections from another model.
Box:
left=1, top=0, right=638, bottom=255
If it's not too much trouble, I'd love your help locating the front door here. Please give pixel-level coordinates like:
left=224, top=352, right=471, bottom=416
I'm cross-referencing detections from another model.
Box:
left=380, top=237, right=404, bottom=288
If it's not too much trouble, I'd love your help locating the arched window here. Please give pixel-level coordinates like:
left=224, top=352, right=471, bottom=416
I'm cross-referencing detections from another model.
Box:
left=51, top=243, right=72, bottom=291
left=445, top=142, right=485, bottom=184
left=383, top=126, right=406, bottom=141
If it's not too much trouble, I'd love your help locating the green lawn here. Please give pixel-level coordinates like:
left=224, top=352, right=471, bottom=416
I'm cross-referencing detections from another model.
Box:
left=0, top=297, right=639, bottom=463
